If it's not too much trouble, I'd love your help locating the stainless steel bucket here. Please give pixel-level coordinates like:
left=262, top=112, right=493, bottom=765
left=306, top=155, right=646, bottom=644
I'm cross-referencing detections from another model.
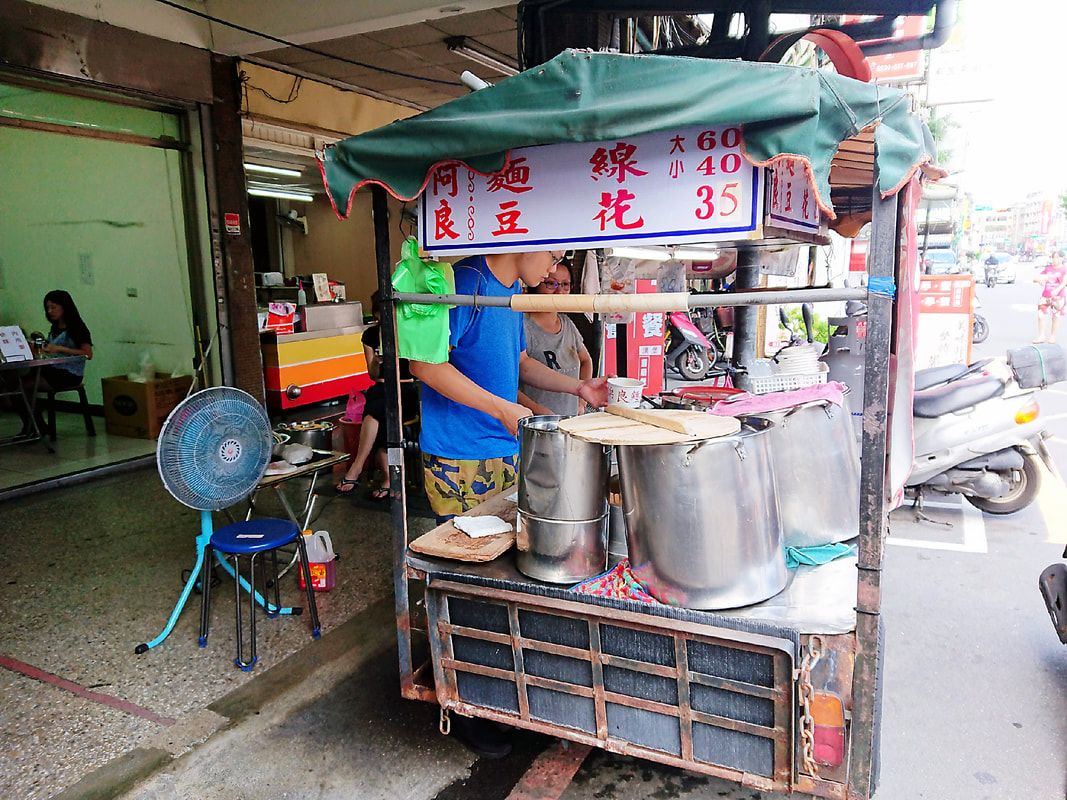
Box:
left=616, top=417, right=787, bottom=610
left=515, top=511, right=608, bottom=584
left=753, top=399, right=860, bottom=548
left=518, top=416, right=610, bottom=521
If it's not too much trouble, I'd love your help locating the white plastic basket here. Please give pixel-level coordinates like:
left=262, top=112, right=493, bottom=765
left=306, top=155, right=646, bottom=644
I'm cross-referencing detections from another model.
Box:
left=748, top=361, right=829, bottom=395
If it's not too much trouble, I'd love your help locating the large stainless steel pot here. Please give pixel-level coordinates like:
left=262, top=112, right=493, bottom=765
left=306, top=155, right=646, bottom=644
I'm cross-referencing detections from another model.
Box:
left=752, top=398, right=860, bottom=548
left=275, top=421, right=335, bottom=451
left=616, top=417, right=787, bottom=610
left=515, top=511, right=608, bottom=584
left=518, top=416, right=610, bottom=521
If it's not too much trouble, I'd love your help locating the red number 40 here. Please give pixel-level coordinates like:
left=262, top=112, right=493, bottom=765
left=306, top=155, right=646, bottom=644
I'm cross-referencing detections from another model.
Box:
left=695, top=182, right=740, bottom=220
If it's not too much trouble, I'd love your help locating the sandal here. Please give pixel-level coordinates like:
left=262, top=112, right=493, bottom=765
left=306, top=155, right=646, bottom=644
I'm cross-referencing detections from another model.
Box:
left=335, top=478, right=361, bottom=495
left=370, top=486, right=391, bottom=502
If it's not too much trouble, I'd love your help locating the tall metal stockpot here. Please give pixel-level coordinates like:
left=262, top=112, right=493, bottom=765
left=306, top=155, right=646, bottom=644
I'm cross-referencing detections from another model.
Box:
left=518, top=416, right=610, bottom=521
left=516, top=416, right=611, bottom=584
left=615, top=417, right=787, bottom=610
left=752, top=398, right=860, bottom=548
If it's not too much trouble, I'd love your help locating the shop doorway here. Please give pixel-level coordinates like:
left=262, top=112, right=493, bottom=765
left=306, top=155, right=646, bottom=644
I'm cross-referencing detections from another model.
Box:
left=0, top=78, right=212, bottom=494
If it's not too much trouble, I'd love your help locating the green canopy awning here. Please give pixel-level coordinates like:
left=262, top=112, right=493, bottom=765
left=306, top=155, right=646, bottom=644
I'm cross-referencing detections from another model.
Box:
left=321, top=50, right=935, bottom=221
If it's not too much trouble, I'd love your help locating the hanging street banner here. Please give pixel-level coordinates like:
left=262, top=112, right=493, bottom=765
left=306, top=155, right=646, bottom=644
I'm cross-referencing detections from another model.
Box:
left=419, top=125, right=766, bottom=255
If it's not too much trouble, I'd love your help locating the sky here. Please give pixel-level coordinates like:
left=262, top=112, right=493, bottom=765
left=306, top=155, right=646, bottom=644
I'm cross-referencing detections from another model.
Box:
left=932, top=0, right=1067, bottom=206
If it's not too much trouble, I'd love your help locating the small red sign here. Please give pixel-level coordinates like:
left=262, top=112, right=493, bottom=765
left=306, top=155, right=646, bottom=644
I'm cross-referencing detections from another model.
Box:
left=224, top=212, right=241, bottom=236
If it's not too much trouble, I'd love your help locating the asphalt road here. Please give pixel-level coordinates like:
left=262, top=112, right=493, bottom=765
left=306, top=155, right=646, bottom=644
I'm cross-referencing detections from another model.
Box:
left=876, top=267, right=1067, bottom=800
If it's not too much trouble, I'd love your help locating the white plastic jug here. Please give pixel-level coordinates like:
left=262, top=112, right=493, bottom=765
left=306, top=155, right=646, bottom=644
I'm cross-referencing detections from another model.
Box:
left=303, top=530, right=335, bottom=563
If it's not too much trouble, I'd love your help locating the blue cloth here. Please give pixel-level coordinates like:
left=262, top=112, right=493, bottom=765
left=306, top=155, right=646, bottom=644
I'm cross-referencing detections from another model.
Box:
left=419, top=256, right=526, bottom=460
left=785, top=543, right=856, bottom=570
left=49, top=330, right=85, bottom=376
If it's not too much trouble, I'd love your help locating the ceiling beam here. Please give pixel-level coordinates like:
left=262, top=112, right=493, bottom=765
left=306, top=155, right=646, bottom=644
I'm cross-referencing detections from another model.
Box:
left=205, top=0, right=513, bottom=55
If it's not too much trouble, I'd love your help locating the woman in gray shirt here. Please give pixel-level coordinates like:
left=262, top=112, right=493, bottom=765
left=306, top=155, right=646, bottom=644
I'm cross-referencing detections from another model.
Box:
left=518, top=262, right=593, bottom=416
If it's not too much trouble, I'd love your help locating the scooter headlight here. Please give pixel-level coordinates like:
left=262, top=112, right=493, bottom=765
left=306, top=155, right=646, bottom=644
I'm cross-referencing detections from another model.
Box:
left=1015, top=400, right=1039, bottom=425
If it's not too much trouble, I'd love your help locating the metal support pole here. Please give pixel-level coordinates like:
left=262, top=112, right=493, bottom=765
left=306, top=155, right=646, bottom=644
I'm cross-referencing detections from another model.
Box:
left=371, top=186, right=416, bottom=696
left=393, top=287, right=867, bottom=309
left=847, top=182, right=899, bottom=800
left=731, top=249, right=762, bottom=390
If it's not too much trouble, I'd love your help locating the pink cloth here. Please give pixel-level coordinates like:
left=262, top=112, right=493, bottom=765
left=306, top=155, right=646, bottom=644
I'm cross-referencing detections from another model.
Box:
left=708, top=380, right=847, bottom=416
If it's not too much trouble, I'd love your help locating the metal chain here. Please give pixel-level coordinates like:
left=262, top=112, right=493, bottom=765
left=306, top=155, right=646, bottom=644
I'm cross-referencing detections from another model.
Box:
left=797, top=635, right=825, bottom=777
left=439, top=707, right=451, bottom=736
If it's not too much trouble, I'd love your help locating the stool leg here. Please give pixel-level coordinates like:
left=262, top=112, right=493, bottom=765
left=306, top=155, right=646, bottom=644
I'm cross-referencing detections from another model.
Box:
left=199, top=545, right=213, bottom=647
left=294, top=533, right=321, bottom=640
left=78, top=387, right=96, bottom=436
left=233, top=555, right=257, bottom=671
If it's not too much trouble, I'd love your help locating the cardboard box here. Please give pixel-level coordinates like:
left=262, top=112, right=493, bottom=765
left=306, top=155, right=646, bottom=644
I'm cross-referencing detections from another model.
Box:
left=102, top=373, right=193, bottom=439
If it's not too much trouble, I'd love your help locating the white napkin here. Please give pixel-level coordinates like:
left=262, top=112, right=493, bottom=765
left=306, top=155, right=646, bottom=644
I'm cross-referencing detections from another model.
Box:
left=454, top=516, right=513, bottom=538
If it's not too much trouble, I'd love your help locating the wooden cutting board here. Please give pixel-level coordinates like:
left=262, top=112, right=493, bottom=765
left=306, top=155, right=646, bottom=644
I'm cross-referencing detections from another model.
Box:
left=558, top=409, right=740, bottom=445
left=408, top=490, right=517, bottom=562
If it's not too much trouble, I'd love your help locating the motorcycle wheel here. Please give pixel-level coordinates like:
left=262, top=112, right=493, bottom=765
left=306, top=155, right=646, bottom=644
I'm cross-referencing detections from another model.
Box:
left=966, top=452, right=1042, bottom=515
left=972, top=314, right=989, bottom=344
left=678, top=346, right=709, bottom=381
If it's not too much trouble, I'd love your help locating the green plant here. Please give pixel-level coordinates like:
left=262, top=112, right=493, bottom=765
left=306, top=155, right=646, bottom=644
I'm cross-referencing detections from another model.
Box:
left=780, top=306, right=829, bottom=344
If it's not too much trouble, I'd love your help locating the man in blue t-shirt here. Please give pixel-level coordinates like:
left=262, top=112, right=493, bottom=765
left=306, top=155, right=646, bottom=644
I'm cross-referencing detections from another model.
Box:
left=411, top=249, right=608, bottom=521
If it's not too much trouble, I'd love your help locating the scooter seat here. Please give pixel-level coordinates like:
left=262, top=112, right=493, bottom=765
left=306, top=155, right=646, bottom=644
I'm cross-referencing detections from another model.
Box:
left=913, top=375, right=1004, bottom=418
left=914, top=363, right=968, bottom=391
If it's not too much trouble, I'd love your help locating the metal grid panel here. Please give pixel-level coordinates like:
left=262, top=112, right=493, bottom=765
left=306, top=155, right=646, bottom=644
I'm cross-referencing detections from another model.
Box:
left=426, top=584, right=796, bottom=792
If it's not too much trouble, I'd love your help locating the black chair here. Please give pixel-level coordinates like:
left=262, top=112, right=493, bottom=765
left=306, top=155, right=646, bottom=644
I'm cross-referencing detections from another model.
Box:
left=43, top=384, right=96, bottom=441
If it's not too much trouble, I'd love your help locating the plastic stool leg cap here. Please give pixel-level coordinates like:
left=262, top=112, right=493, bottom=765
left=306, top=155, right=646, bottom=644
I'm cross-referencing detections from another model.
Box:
left=312, top=628, right=321, bottom=640
left=198, top=636, right=207, bottom=648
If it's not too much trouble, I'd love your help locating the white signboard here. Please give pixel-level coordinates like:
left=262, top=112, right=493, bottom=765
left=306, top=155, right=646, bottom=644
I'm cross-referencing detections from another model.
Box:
left=419, top=125, right=764, bottom=255
left=765, top=158, right=822, bottom=234
left=0, top=326, right=32, bottom=363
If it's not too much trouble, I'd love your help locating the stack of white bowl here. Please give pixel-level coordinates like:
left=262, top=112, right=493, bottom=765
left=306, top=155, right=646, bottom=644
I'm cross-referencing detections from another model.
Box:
left=772, top=344, right=820, bottom=375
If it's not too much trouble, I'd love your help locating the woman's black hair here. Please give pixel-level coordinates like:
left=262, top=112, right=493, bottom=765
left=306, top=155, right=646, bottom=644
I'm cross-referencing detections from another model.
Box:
left=44, top=290, right=92, bottom=345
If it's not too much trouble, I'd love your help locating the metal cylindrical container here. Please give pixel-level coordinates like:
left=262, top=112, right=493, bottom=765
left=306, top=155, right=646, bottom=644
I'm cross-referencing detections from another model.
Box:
left=515, top=511, right=608, bottom=584
left=616, top=417, right=787, bottom=609
left=753, top=399, right=860, bottom=548
left=607, top=502, right=627, bottom=566
left=518, top=416, right=610, bottom=521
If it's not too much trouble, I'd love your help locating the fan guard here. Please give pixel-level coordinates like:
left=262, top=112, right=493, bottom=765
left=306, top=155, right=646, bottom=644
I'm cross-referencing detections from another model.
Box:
left=157, top=387, right=272, bottom=511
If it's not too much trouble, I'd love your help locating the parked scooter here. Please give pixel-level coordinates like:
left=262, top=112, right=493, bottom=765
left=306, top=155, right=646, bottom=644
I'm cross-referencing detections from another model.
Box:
left=972, top=313, right=989, bottom=344
left=664, top=311, right=714, bottom=381
left=907, top=349, right=1063, bottom=514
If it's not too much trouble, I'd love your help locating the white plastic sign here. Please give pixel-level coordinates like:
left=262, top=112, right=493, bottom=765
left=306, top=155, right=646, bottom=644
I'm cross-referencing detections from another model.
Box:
left=419, top=125, right=764, bottom=255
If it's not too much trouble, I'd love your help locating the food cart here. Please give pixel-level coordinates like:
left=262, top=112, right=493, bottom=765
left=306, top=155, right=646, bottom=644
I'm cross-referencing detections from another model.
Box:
left=320, top=51, right=937, bottom=799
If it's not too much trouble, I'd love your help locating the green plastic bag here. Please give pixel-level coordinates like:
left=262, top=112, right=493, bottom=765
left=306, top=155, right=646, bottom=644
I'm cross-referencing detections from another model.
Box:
left=391, top=237, right=455, bottom=364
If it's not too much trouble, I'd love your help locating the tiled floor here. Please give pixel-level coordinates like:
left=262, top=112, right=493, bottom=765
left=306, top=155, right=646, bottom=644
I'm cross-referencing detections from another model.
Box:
left=0, top=466, right=433, bottom=799
left=0, top=412, right=154, bottom=491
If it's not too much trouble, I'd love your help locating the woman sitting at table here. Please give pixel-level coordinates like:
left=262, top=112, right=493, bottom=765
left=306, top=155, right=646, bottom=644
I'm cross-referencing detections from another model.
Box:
left=13, top=290, right=92, bottom=434
left=35, top=290, right=93, bottom=390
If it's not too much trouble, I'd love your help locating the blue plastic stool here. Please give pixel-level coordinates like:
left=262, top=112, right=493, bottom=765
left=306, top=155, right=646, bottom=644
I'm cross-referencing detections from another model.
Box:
left=199, top=518, right=321, bottom=671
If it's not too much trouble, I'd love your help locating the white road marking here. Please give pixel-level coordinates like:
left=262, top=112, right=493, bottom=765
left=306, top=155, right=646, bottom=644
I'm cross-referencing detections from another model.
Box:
left=889, top=499, right=988, bottom=553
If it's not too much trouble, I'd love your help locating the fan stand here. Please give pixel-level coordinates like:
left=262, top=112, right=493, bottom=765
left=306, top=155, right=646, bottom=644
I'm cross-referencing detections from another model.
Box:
left=135, top=510, right=297, bottom=654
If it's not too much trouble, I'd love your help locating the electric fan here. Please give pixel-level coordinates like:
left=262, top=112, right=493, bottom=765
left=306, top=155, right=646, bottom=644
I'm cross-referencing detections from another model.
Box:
left=136, top=387, right=285, bottom=654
